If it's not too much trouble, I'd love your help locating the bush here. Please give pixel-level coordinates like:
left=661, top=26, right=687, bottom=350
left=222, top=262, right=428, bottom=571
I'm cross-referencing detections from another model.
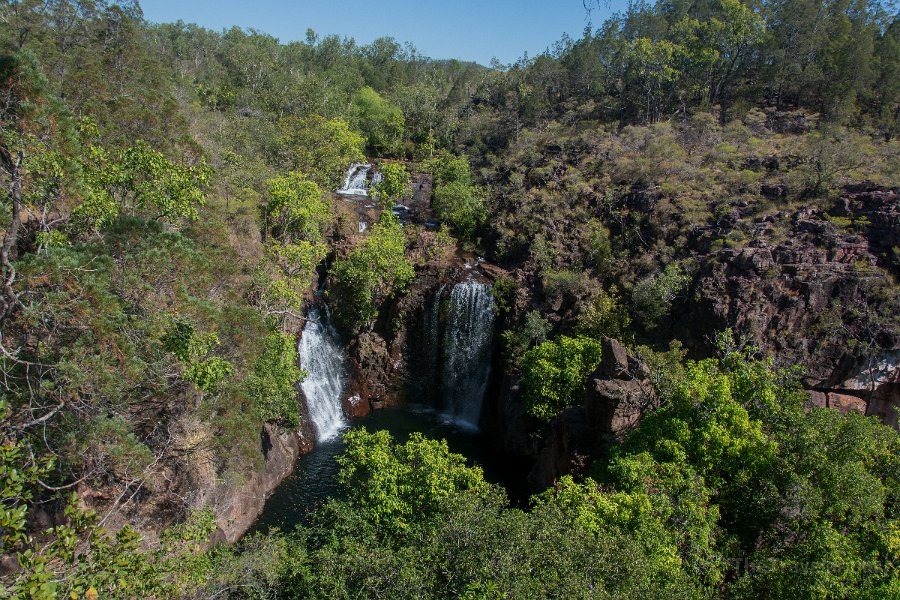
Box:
left=575, top=286, right=632, bottom=339
left=244, top=333, right=305, bottom=426
left=432, top=180, right=486, bottom=242
left=631, top=262, right=691, bottom=331
left=330, top=211, right=414, bottom=329
left=371, top=162, right=410, bottom=208
left=520, top=336, right=603, bottom=422
left=352, top=86, right=404, bottom=156
left=275, top=115, right=366, bottom=189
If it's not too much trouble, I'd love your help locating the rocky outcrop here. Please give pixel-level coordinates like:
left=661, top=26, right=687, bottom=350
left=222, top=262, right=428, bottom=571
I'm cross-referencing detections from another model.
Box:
left=679, top=188, right=899, bottom=425
left=210, top=424, right=302, bottom=543
left=529, top=338, right=659, bottom=489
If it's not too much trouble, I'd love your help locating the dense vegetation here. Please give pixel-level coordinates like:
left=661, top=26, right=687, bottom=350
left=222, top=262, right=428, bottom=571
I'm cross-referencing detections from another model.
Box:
left=0, top=0, right=897, bottom=597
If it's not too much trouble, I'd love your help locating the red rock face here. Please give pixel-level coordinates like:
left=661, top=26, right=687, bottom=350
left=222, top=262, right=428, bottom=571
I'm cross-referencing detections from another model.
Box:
left=212, top=424, right=301, bottom=543
left=827, top=393, right=868, bottom=415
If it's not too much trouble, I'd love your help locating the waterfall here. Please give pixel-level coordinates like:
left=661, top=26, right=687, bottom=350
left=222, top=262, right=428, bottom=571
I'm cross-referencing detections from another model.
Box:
left=337, top=163, right=371, bottom=196
left=298, top=307, right=348, bottom=441
left=440, top=281, right=495, bottom=429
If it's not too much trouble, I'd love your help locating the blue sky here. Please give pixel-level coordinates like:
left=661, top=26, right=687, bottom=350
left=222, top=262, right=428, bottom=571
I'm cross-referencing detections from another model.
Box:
left=140, top=0, right=628, bottom=65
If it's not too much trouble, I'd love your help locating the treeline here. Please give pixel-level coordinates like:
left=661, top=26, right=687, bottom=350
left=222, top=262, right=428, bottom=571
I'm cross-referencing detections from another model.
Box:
left=462, top=0, right=899, bottom=150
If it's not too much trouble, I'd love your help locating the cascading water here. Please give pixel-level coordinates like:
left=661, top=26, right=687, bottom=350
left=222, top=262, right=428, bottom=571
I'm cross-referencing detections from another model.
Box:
left=298, top=307, right=348, bottom=441
left=337, top=163, right=371, bottom=196
left=440, top=281, right=495, bottom=429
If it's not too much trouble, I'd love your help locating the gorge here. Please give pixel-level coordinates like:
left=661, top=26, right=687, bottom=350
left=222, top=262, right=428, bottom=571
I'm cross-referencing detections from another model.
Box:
left=2, top=1, right=898, bottom=597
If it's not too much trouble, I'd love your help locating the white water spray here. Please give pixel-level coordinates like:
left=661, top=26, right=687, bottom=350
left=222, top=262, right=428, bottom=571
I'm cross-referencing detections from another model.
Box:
left=440, top=281, right=495, bottom=429
left=337, top=163, right=372, bottom=196
left=298, top=308, right=348, bottom=441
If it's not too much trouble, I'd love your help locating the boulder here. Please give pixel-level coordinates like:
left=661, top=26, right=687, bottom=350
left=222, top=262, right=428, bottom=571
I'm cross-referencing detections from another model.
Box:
left=528, top=407, right=594, bottom=489
left=343, top=393, right=371, bottom=419
left=827, top=393, right=867, bottom=415
left=805, top=390, right=828, bottom=409
left=585, top=378, right=657, bottom=440
left=598, top=337, right=629, bottom=379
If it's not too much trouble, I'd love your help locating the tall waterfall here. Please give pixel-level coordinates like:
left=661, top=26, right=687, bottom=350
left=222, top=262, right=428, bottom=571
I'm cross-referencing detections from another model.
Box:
left=337, top=163, right=371, bottom=196
left=298, top=307, right=348, bottom=441
left=440, top=281, right=495, bottom=429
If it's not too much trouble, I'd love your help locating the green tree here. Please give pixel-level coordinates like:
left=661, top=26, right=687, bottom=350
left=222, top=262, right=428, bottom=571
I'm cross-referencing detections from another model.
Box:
left=275, top=115, right=366, bottom=189
left=162, top=317, right=233, bottom=393
left=631, top=262, right=691, bottom=331
left=520, top=335, right=604, bottom=422
left=336, top=428, right=491, bottom=531
left=432, top=181, right=486, bottom=242
left=244, top=332, right=305, bottom=425
left=80, top=139, right=210, bottom=224
left=330, top=211, right=414, bottom=329
left=351, top=86, right=405, bottom=155
left=265, top=171, right=332, bottom=243
left=371, top=162, right=410, bottom=208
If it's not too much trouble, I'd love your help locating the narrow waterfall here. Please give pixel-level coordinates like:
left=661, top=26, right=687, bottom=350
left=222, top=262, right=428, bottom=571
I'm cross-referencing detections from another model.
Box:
left=336, top=163, right=371, bottom=196
left=298, top=307, right=348, bottom=441
left=440, top=281, right=495, bottom=429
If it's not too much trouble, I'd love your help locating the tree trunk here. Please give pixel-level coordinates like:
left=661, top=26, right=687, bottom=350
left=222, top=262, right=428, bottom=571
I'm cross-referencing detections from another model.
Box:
left=0, top=149, right=23, bottom=323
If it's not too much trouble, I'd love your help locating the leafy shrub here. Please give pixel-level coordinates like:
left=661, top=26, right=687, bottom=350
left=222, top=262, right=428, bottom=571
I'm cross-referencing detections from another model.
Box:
left=432, top=180, right=486, bottom=242
left=336, top=428, right=491, bottom=531
left=631, top=262, right=691, bottom=331
left=501, top=309, right=552, bottom=362
left=371, top=162, right=410, bottom=207
left=520, top=336, right=603, bottom=422
left=275, top=115, right=366, bottom=189
left=352, top=86, right=404, bottom=155
left=244, top=333, right=305, bottom=426
left=330, top=211, right=414, bottom=329
left=575, top=286, right=632, bottom=339
left=265, top=172, right=332, bottom=243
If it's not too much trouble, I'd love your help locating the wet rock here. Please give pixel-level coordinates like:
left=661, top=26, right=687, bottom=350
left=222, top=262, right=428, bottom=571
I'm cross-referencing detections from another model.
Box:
left=343, top=393, right=371, bottom=419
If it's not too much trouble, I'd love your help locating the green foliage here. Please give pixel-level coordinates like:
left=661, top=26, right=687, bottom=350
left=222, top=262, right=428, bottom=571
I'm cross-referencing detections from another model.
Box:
left=336, top=428, right=491, bottom=531
left=275, top=115, right=366, bottom=189
left=575, top=286, right=631, bottom=339
left=432, top=181, right=486, bottom=242
left=265, top=172, right=332, bottom=243
left=81, top=140, right=210, bottom=223
left=371, top=162, right=411, bottom=207
left=501, top=309, right=552, bottom=362
left=163, top=317, right=233, bottom=392
left=352, top=86, right=405, bottom=155
left=423, top=152, right=473, bottom=187
left=330, top=211, right=414, bottom=329
left=631, top=262, right=691, bottom=331
left=426, top=152, right=486, bottom=242
left=520, top=336, right=604, bottom=422
left=244, top=333, right=305, bottom=426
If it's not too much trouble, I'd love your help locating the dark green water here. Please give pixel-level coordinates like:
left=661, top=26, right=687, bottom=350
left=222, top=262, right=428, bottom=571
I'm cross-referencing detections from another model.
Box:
left=250, top=404, right=532, bottom=534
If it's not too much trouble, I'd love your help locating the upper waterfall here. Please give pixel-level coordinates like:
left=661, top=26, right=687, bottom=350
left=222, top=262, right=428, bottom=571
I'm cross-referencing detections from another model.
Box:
left=298, top=307, right=348, bottom=441
left=336, top=163, right=372, bottom=196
